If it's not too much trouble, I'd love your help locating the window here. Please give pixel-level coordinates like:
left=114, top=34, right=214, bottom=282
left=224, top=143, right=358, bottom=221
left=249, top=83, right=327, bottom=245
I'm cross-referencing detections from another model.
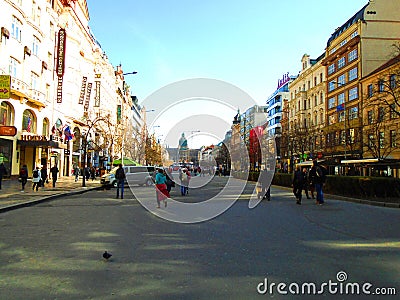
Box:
left=348, top=67, right=358, bottom=81
left=9, top=57, right=19, bottom=77
left=328, top=64, right=335, bottom=75
left=368, top=110, right=374, bottom=124
left=43, top=118, right=49, bottom=136
left=338, top=74, right=346, bottom=86
left=379, top=132, right=385, bottom=149
left=349, top=87, right=358, bottom=101
left=320, top=73, right=323, bottom=83
left=368, top=84, right=373, bottom=98
left=329, top=81, right=335, bottom=92
left=338, top=111, right=345, bottom=122
left=338, top=93, right=345, bottom=105
left=320, top=112, right=324, bottom=124
left=349, top=128, right=355, bottom=143
left=328, top=97, right=336, bottom=109
left=314, top=95, right=318, bottom=106
left=348, top=49, right=358, bottom=62
left=340, top=39, right=347, bottom=47
left=32, top=35, right=40, bottom=56
left=349, top=107, right=358, bottom=120
left=11, top=16, right=22, bottom=42
left=328, top=114, right=336, bottom=125
left=314, top=77, right=317, bottom=86
left=338, top=57, right=346, bottom=69
left=46, top=84, right=50, bottom=102
left=320, top=92, right=324, bottom=104
left=350, top=31, right=358, bottom=39
left=390, top=103, right=398, bottom=119
left=390, top=130, right=397, bottom=147
left=390, top=74, right=396, bottom=89
left=0, top=101, right=13, bottom=126
left=368, top=134, right=374, bottom=148
left=30, top=72, right=39, bottom=90
left=378, top=107, right=385, bottom=122
left=22, top=110, right=36, bottom=133
left=340, top=130, right=346, bottom=144
left=378, top=79, right=384, bottom=92
left=314, top=114, right=318, bottom=125
left=50, top=21, right=55, bottom=39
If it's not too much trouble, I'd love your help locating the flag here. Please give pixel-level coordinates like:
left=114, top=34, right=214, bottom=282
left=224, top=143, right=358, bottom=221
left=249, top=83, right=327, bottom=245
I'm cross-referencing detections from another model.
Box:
left=26, top=117, right=32, bottom=132
left=336, top=103, right=345, bottom=112
left=51, top=125, right=56, bottom=135
left=63, top=125, right=74, bottom=141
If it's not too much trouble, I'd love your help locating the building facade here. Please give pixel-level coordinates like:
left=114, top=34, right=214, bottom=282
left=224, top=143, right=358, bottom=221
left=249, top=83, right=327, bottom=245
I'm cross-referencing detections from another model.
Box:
left=0, top=0, right=142, bottom=177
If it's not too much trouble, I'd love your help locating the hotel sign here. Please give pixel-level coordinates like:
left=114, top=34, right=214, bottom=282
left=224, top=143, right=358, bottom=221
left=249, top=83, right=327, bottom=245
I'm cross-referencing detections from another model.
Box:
left=56, top=28, right=66, bottom=103
left=277, top=72, right=290, bottom=89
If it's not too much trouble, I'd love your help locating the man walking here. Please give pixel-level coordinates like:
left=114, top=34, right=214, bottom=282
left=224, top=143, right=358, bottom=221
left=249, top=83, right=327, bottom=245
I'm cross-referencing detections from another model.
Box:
left=19, top=164, right=29, bottom=192
left=32, top=166, right=41, bottom=191
left=115, top=164, right=125, bottom=199
left=50, top=164, right=59, bottom=188
left=309, top=160, right=327, bottom=205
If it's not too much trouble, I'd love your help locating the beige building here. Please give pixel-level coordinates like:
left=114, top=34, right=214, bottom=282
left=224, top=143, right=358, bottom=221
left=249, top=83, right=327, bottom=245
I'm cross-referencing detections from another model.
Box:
left=0, top=0, right=140, bottom=177
left=286, top=54, right=326, bottom=167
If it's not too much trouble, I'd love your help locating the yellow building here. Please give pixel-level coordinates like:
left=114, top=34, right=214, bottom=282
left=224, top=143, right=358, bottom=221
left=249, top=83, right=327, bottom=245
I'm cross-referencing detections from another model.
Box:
left=322, top=0, right=400, bottom=164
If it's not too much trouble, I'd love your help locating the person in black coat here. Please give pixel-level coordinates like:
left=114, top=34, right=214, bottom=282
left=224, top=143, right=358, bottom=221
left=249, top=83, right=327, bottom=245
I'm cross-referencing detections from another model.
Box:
left=0, top=163, right=7, bottom=190
left=292, top=166, right=306, bottom=205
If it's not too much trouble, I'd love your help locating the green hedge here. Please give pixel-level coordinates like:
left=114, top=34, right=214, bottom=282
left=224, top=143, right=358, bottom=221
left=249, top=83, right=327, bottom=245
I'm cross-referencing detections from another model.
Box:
left=232, top=171, right=400, bottom=201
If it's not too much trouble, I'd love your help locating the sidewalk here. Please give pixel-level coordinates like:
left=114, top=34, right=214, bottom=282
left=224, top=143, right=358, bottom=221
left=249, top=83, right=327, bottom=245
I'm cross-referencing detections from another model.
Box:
left=0, top=176, right=101, bottom=213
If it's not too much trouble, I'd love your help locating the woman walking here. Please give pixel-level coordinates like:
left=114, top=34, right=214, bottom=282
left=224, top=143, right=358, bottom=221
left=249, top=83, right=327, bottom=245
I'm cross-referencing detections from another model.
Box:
left=155, top=168, right=169, bottom=208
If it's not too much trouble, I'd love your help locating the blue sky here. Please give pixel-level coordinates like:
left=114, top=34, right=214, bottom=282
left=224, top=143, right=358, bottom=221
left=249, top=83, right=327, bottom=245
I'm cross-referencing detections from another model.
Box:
left=86, top=0, right=367, bottom=105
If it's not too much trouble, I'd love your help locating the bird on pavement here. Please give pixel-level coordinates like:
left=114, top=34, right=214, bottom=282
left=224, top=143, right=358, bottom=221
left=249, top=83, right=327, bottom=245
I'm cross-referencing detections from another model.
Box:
left=103, top=251, right=112, bottom=260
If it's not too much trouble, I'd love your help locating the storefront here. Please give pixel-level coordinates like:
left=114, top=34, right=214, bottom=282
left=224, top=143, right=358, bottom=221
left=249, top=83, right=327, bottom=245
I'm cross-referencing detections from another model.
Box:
left=17, top=134, right=67, bottom=177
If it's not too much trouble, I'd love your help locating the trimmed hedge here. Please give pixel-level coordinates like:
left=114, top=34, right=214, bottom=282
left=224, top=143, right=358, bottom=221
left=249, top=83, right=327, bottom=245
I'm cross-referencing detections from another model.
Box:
left=232, top=171, right=400, bottom=201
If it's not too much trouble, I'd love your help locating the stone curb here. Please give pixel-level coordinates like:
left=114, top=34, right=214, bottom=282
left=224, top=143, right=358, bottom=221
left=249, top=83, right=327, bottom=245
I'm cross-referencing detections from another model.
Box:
left=0, top=186, right=102, bottom=213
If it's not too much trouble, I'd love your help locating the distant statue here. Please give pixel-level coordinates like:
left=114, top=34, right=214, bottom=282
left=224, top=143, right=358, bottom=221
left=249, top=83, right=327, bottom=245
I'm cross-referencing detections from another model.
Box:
left=179, top=133, right=188, bottom=150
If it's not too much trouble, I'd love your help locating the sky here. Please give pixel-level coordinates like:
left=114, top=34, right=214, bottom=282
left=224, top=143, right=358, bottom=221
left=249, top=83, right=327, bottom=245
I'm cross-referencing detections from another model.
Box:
left=86, top=0, right=368, bottom=148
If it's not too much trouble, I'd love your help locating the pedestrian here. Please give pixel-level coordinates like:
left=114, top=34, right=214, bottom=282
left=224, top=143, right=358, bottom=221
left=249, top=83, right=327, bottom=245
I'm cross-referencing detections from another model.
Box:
left=309, top=160, right=327, bottom=205
left=259, top=168, right=271, bottom=201
left=292, top=166, right=305, bottom=205
left=50, top=164, right=59, bottom=187
left=165, top=168, right=175, bottom=193
left=115, top=164, right=125, bottom=199
left=155, top=168, right=169, bottom=208
left=180, top=168, right=191, bottom=196
left=19, top=164, right=29, bottom=192
left=90, top=167, right=96, bottom=180
left=85, top=167, right=90, bottom=180
left=74, top=165, right=80, bottom=182
left=41, top=166, right=48, bottom=187
left=32, top=166, right=41, bottom=191
left=302, top=168, right=311, bottom=199
left=0, top=163, right=7, bottom=190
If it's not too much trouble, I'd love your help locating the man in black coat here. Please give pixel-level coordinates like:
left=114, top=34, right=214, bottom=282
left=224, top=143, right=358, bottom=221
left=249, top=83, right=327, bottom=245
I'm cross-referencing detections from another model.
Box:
left=50, top=165, right=59, bottom=187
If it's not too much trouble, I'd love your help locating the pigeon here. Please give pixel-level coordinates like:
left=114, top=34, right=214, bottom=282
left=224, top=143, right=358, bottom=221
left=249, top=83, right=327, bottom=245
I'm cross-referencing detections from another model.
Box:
left=103, top=251, right=112, bottom=260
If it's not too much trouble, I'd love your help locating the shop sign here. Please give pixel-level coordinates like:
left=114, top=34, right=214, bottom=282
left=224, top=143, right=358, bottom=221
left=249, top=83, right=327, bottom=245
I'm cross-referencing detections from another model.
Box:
left=0, top=75, right=11, bottom=99
left=0, top=125, right=17, bottom=136
left=21, top=134, right=48, bottom=141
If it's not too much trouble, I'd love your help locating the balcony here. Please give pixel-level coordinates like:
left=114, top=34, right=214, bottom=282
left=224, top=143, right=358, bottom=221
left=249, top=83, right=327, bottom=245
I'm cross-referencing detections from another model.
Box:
left=11, top=77, right=47, bottom=108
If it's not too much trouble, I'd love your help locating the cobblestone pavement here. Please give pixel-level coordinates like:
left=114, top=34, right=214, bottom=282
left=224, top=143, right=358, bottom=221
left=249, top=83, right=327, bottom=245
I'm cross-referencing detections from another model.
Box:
left=0, top=176, right=101, bottom=212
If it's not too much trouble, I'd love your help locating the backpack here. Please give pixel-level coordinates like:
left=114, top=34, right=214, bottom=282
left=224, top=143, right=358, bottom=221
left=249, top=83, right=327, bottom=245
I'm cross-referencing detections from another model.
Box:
left=33, top=169, right=39, bottom=178
left=20, top=168, right=27, bottom=177
left=181, top=172, right=188, bottom=181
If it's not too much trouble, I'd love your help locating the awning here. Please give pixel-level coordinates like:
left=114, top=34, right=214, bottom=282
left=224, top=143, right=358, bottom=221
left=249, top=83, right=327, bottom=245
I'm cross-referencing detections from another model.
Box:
left=17, top=139, right=67, bottom=149
left=112, top=158, right=140, bottom=166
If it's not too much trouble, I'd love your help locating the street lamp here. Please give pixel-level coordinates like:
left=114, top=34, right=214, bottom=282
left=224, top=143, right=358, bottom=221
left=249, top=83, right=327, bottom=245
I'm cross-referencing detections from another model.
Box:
left=123, top=71, right=138, bottom=76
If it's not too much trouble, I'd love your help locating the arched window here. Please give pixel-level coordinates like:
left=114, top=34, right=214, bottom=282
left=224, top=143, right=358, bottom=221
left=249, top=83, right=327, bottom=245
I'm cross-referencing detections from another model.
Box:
left=43, top=118, right=49, bottom=136
left=0, top=101, right=13, bottom=126
left=22, top=110, right=36, bottom=133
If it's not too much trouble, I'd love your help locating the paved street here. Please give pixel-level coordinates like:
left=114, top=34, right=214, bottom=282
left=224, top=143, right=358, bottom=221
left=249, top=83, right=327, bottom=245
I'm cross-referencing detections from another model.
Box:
left=0, top=176, right=399, bottom=299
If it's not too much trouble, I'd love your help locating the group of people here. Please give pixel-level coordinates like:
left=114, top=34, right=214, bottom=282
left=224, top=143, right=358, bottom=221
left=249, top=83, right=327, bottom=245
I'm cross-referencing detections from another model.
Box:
left=292, top=160, right=327, bottom=205
left=18, top=164, right=59, bottom=192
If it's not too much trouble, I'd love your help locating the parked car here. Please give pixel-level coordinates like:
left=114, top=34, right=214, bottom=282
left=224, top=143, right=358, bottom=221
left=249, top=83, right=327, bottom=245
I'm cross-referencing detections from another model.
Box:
left=100, top=165, right=155, bottom=188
